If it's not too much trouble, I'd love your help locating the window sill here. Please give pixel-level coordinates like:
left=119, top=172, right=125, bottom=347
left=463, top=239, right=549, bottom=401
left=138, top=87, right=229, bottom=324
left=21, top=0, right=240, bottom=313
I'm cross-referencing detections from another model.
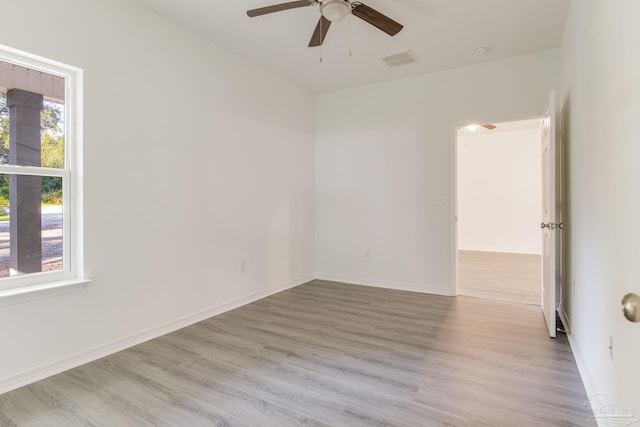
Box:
left=0, top=278, right=91, bottom=307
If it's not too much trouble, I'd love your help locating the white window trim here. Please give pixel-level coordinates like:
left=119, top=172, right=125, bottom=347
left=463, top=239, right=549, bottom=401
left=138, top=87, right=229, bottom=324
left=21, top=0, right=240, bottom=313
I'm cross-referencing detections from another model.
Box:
left=0, top=44, right=89, bottom=305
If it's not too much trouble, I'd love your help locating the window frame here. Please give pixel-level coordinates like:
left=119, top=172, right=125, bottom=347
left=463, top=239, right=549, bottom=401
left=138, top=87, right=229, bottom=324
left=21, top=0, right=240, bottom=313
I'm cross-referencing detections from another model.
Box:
left=0, top=44, right=88, bottom=302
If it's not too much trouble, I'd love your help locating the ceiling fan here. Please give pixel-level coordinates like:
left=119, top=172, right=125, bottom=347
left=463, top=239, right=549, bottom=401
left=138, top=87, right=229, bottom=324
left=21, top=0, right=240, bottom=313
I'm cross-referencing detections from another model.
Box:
left=247, top=0, right=403, bottom=47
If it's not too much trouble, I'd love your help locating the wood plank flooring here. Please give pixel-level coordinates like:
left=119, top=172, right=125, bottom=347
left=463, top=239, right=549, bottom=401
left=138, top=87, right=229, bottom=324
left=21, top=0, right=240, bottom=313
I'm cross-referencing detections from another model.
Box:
left=0, top=280, right=594, bottom=426
left=458, top=250, right=541, bottom=305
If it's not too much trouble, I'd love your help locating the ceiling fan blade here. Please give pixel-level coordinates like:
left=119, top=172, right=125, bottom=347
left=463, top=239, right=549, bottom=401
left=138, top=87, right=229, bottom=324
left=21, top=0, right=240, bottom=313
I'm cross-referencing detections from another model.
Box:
left=247, top=0, right=312, bottom=17
left=308, top=16, right=332, bottom=47
left=481, top=124, right=497, bottom=130
left=351, top=3, right=403, bottom=36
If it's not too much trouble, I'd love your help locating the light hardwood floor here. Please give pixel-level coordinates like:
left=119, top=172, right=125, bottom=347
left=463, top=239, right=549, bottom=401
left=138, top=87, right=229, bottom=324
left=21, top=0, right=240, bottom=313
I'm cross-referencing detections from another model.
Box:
left=0, top=280, right=593, bottom=426
left=458, top=250, right=542, bottom=306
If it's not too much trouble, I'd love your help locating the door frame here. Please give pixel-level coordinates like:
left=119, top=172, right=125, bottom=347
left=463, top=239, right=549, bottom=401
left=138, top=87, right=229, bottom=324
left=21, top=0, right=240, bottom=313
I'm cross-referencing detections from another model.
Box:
left=450, top=113, right=544, bottom=298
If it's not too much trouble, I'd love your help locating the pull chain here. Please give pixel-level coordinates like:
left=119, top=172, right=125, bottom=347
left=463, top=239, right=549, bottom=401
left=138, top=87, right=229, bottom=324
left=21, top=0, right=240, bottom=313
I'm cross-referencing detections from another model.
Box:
left=319, top=17, right=324, bottom=63
left=349, top=13, right=352, bottom=57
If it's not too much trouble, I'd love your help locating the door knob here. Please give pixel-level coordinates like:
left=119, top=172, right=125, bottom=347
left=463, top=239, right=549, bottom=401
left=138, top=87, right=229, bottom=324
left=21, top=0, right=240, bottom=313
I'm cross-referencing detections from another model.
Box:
left=541, top=222, right=549, bottom=229
left=621, top=293, right=640, bottom=323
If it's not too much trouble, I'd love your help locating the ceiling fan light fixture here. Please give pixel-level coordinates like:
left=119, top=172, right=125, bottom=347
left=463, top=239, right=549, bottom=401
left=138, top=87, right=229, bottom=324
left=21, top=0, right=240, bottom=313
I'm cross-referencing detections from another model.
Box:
left=320, top=0, right=350, bottom=22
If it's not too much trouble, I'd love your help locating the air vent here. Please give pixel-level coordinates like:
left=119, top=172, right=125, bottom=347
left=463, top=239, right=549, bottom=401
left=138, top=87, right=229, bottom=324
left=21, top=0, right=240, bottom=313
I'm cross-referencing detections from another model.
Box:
left=381, top=50, right=418, bottom=68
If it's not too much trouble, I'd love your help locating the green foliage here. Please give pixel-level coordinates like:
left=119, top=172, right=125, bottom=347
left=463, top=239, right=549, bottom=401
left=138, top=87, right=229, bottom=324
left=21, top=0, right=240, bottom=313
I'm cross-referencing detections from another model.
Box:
left=41, top=190, right=62, bottom=205
left=0, top=92, right=64, bottom=206
left=0, top=94, right=8, bottom=164
left=40, top=100, right=64, bottom=169
left=41, top=177, right=62, bottom=204
left=42, top=133, right=64, bottom=169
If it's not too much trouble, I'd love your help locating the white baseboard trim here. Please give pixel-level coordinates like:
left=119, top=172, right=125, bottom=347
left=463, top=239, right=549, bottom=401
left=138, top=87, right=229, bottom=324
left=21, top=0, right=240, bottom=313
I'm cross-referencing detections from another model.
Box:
left=314, top=273, right=451, bottom=296
left=564, top=329, right=601, bottom=426
left=458, top=248, right=542, bottom=256
left=0, top=274, right=313, bottom=395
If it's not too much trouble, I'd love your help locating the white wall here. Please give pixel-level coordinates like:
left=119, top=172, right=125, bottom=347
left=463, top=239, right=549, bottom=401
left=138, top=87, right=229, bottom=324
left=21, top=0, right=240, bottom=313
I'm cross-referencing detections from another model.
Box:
left=315, top=50, right=559, bottom=295
left=457, top=127, right=542, bottom=254
left=9, top=2, right=637, bottom=409
left=0, top=0, right=315, bottom=392
left=561, top=0, right=640, bottom=414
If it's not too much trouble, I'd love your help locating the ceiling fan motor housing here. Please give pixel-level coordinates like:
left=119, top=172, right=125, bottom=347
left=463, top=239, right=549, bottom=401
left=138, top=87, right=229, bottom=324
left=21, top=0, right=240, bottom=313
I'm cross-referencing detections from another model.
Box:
left=320, top=0, right=350, bottom=22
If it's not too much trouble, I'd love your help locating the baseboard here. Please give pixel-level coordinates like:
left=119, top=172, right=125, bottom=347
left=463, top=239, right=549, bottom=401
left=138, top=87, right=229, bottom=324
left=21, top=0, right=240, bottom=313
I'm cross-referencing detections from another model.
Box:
left=458, top=248, right=542, bottom=256
left=0, top=274, right=313, bottom=395
left=564, top=329, right=601, bottom=426
left=314, top=273, right=451, bottom=296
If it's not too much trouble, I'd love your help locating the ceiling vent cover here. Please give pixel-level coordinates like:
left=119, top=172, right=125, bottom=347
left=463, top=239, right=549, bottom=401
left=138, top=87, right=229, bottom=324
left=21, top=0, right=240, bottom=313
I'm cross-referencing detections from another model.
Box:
left=381, top=50, right=418, bottom=68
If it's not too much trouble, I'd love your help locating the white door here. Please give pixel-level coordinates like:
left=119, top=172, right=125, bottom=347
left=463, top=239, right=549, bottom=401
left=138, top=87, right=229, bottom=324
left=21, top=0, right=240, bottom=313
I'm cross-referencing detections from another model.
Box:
left=541, top=91, right=558, bottom=338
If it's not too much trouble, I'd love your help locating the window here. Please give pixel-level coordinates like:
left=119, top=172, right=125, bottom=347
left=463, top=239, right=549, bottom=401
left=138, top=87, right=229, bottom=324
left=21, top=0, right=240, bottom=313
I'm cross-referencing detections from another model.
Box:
left=0, top=44, right=86, bottom=300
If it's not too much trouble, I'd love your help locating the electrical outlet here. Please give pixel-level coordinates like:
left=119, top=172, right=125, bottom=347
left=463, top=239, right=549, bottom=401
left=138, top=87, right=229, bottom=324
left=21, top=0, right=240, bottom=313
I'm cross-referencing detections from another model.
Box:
left=365, top=249, right=371, bottom=258
left=240, top=259, right=246, bottom=271
left=572, top=280, right=576, bottom=297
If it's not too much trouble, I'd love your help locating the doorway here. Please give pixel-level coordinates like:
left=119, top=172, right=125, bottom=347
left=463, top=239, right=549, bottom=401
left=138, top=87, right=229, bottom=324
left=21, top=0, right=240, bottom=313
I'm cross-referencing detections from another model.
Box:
left=455, top=118, right=542, bottom=305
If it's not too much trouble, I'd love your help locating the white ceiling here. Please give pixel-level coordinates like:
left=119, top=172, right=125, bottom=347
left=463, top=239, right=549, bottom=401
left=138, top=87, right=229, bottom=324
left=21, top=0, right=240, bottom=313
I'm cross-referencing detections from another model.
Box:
left=134, top=0, right=571, bottom=93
